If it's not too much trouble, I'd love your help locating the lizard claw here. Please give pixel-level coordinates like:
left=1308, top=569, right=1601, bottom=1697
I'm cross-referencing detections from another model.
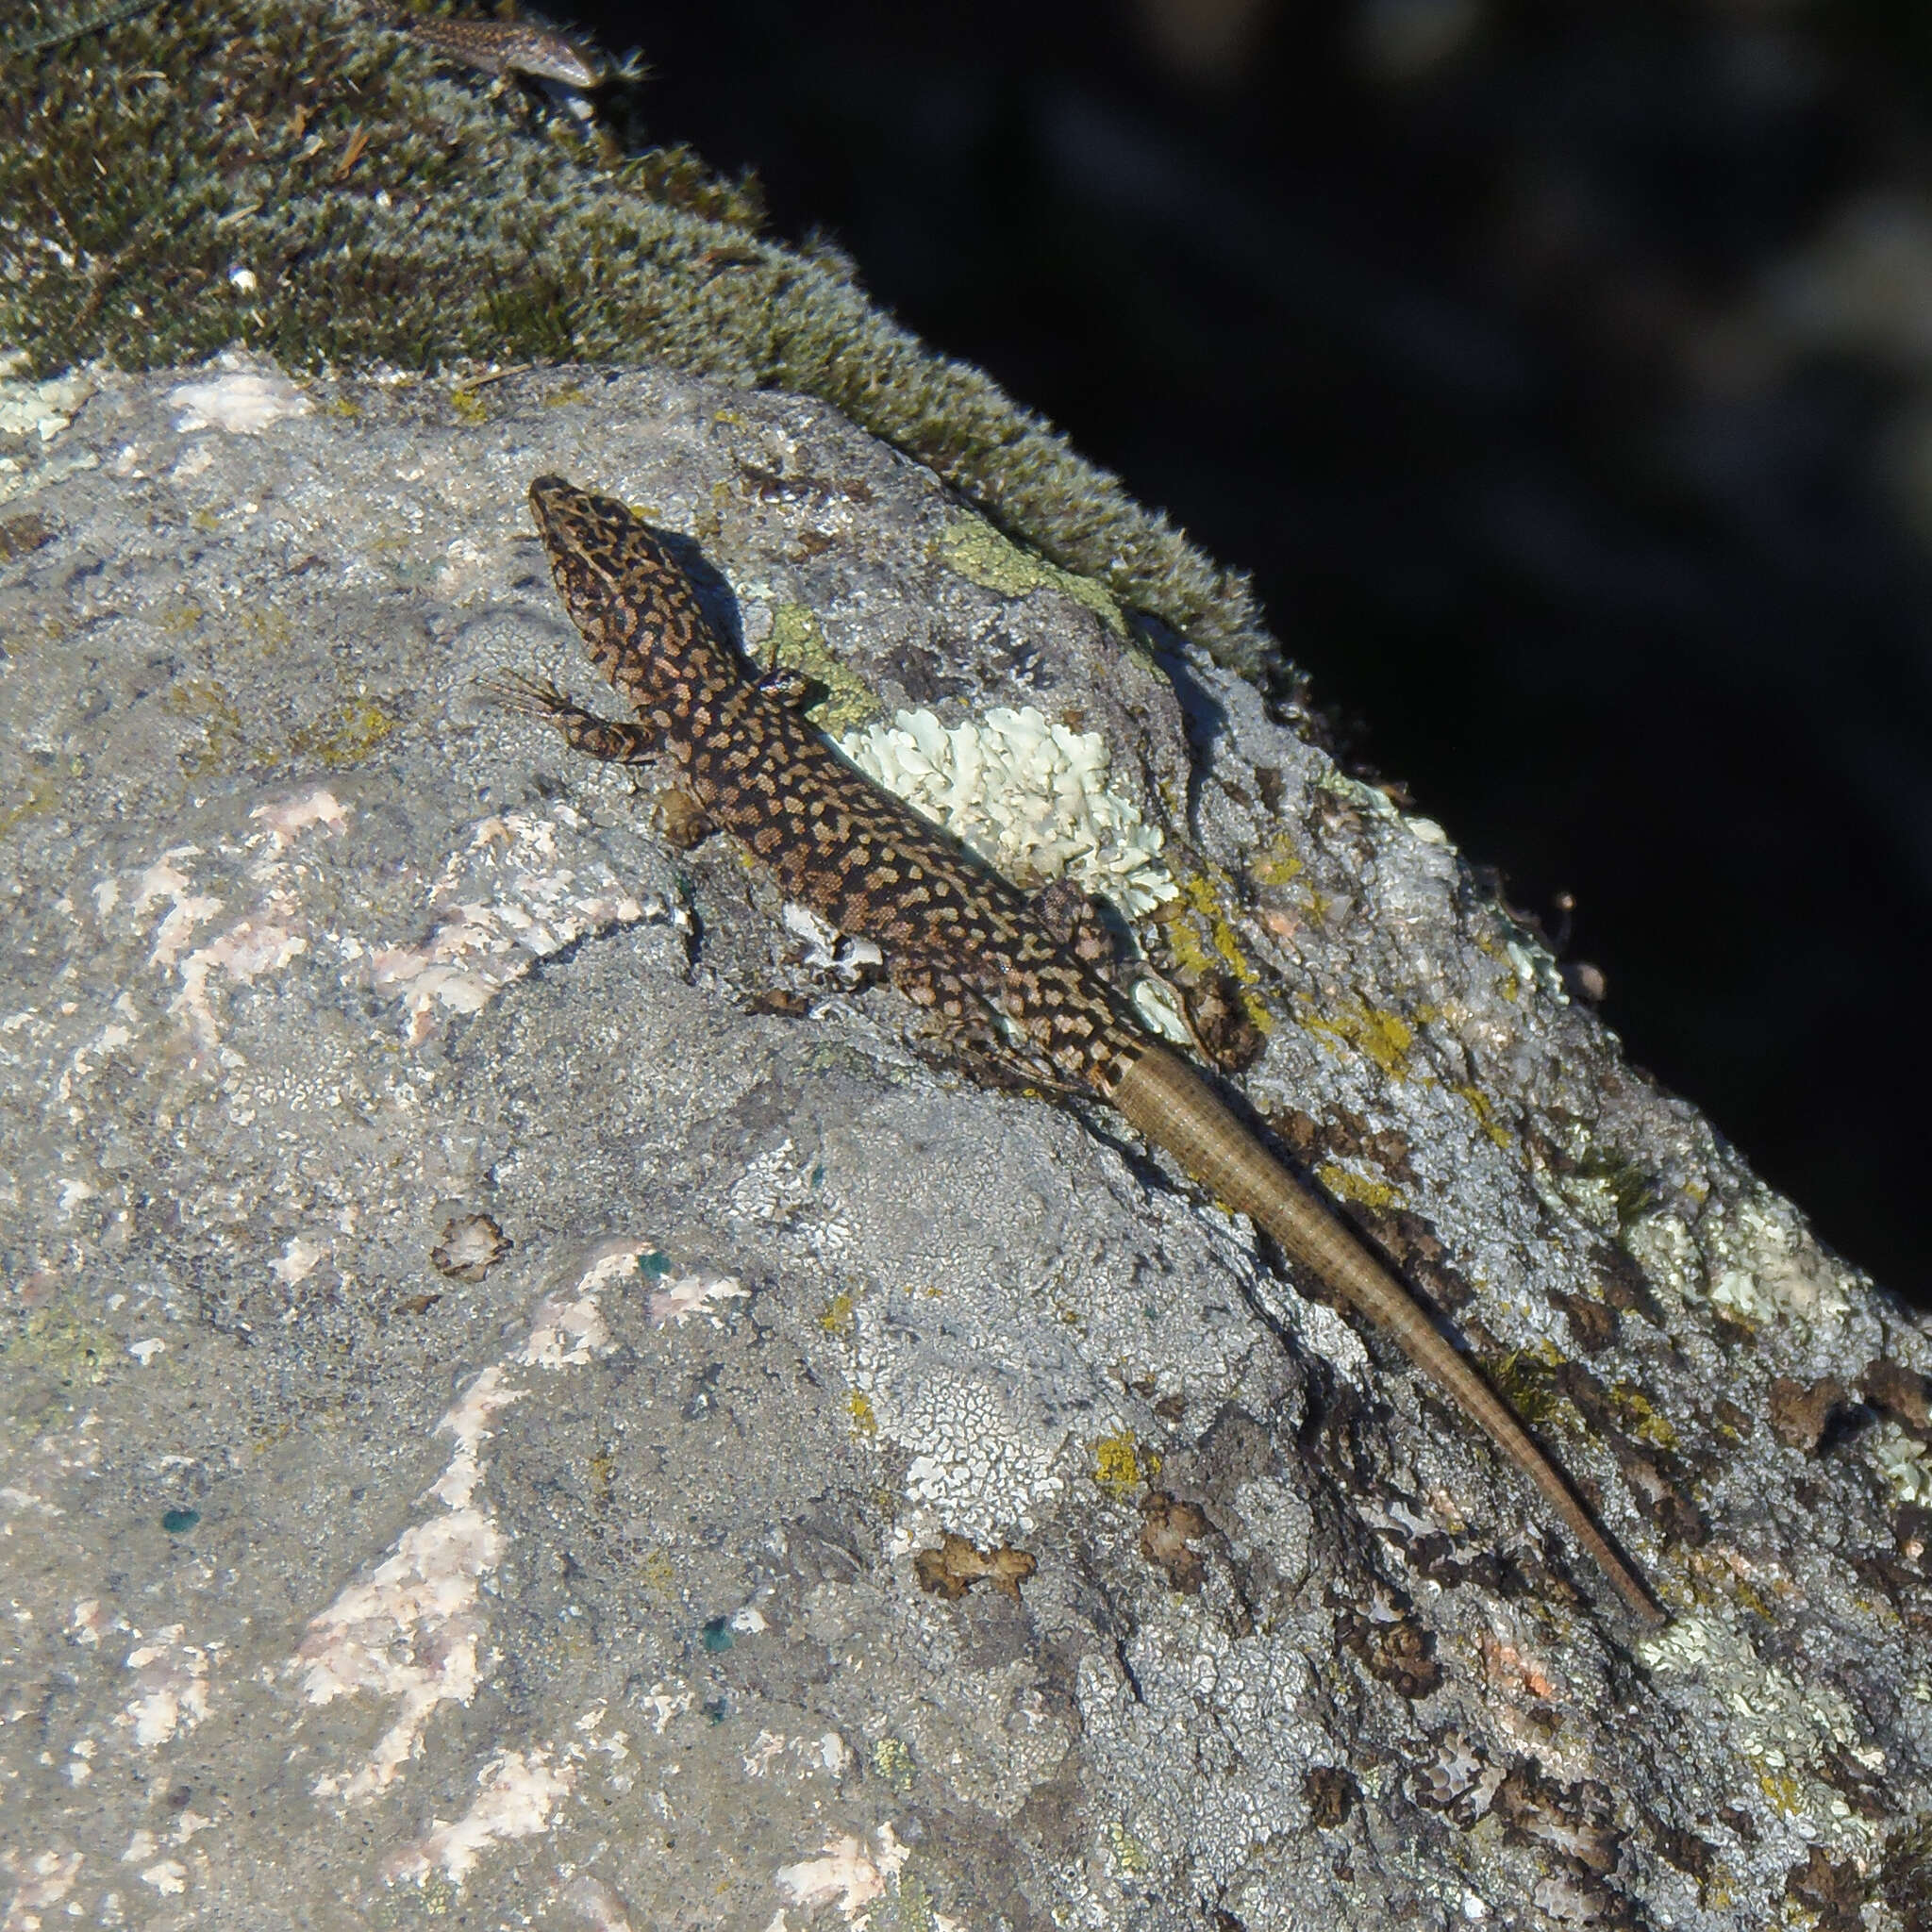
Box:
left=476, top=670, right=570, bottom=717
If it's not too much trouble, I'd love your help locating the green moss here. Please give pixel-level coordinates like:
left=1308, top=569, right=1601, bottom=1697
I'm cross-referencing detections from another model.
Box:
left=766, top=603, right=879, bottom=733
left=1489, top=1341, right=1568, bottom=1430
left=0, top=0, right=1270, bottom=676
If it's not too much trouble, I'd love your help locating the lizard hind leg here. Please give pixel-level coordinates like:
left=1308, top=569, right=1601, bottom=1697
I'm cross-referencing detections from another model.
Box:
left=477, top=670, right=663, bottom=766
left=1033, top=875, right=1120, bottom=969
left=892, top=957, right=1086, bottom=1100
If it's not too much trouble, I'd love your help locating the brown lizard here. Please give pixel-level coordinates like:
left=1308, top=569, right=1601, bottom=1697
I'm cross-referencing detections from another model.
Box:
left=491, top=474, right=1666, bottom=1629
left=398, top=14, right=606, bottom=89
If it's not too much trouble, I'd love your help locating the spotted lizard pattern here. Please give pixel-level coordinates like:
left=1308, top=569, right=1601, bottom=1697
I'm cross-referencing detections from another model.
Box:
left=494, top=474, right=1665, bottom=1628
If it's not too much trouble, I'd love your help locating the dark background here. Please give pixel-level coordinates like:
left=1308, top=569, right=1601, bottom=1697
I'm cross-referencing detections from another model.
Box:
left=571, top=0, right=1932, bottom=1304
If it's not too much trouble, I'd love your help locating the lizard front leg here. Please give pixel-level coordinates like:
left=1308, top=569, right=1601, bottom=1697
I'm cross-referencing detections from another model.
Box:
left=478, top=671, right=663, bottom=765
left=481, top=672, right=713, bottom=844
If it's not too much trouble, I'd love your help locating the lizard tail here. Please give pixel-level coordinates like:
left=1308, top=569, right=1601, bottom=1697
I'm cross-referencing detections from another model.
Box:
left=1108, top=1042, right=1666, bottom=1628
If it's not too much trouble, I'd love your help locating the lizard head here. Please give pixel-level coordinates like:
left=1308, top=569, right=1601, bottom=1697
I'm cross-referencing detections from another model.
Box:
left=528, top=475, right=719, bottom=691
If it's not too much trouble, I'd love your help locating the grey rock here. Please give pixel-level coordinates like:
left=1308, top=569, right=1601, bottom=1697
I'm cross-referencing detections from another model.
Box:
left=2, top=357, right=1928, bottom=1930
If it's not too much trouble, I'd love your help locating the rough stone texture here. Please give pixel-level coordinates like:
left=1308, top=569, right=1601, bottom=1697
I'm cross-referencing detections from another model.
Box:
left=3, top=360, right=1931, bottom=1929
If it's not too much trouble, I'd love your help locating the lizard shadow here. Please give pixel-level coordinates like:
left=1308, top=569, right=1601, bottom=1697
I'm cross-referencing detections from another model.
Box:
left=1138, top=615, right=1232, bottom=836
left=644, top=525, right=756, bottom=666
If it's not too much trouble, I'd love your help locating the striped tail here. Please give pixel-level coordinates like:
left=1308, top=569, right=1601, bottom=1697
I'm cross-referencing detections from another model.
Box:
left=1108, top=1042, right=1665, bottom=1627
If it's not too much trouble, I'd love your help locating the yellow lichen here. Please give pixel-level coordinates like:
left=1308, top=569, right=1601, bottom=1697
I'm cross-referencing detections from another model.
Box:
left=1317, top=1162, right=1401, bottom=1211
left=1607, top=1380, right=1677, bottom=1451
left=290, top=696, right=398, bottom=769
left=162, top=675, right=245, bottom=773
left=1248, top=835, right=1304, bottom=888
left=845, top=1391, right=877, bottom=1438
left=636, top=1549, right=677, bottom=1599
left=1152, top=871, right=1274, bottom=1036
left=1303, top=997, right=1429, bottom=1081
left=938, top=514, right=1127, bottom=639
left=447, top=385, right=492, bottom=425
left=764, top=602, right=879, bottom=734
left=235, top=606, right=292, bottom=650
left=1453, top=1082, right=1513, bottom=1150
left=819, top=1291, right=854, bottom=1334
left=1092, top=1428, right=1142, bottom=1497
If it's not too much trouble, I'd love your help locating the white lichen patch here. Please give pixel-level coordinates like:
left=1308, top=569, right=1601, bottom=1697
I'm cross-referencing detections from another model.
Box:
left=0, top=361, right=94, bottom=442
left=0, top=1847, right=84, bottom=1921
left=741, top=1730, right=852, bottom=1781
left=251, top=787, right=349, bottom=849
left=167, top=358, right=312, bottom=435
left=726, top=1137, right=854, bottom=1264
left=80, top=802, right=671, bottom=1084
left=116, top=1625, right=211, bottom=1750
left=1078, top=1610, right=1320, bottom=1893
left=646, top=1269, right=748, bottom=1326
left=838, top=706, right=1177, bottom=917
left=865, top=1361, right=1069, bottom=1539
left=370, top=809, right=667, bottom=1045
left=774, top=1825, right=908, bottom=1921
left=383, top=1748, right=575, bottom=1886
left=294, top=1251, right=627, bottom=1801
left=1871, top=1421, right=1932, bottom=1506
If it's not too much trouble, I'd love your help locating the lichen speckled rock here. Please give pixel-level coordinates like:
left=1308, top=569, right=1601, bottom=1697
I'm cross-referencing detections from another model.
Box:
left=4, top=360, right=1931, bottom=1931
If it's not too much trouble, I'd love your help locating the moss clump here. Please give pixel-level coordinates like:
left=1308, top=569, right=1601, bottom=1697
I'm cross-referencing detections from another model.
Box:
left=0, top=0, right=1270, bottom=675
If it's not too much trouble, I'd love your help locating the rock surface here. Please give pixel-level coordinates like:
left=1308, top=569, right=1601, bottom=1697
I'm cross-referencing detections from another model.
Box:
left=2, top=358, right=1929, bottom=1929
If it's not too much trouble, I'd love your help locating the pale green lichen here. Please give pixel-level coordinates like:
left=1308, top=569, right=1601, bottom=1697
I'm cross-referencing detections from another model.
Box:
left=764, top=603, right=879, bottom=735
left=938, top=513, right=1128, bottom=639
left=839, top=706, right=1177, bottom=917
left=1871, top=1422, right=1932, bottom=1506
